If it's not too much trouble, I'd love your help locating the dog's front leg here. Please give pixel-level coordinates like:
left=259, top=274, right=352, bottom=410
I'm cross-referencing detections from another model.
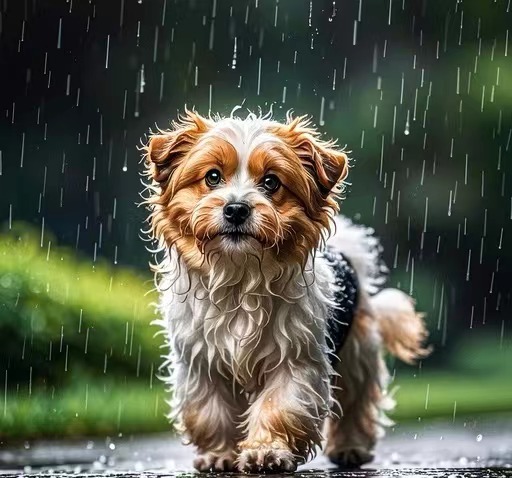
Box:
left=173, top=362, right=246, bottom=472
left=237, top=360, right=331, bottom=472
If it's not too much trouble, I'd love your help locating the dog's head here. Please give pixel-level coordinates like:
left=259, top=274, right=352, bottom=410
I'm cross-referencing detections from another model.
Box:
left=144, top=110, right=348, bottom=269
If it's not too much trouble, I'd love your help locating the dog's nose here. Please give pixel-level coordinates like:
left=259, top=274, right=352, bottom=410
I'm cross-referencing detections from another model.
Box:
left=223, top=202, right=251, bottom=225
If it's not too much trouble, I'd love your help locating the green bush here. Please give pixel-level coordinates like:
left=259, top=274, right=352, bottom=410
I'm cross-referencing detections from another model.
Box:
left=0, top=223, right=162, bottom=391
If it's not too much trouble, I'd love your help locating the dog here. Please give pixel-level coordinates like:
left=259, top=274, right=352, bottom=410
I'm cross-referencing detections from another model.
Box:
left=142, top=109, right=429, bottom=473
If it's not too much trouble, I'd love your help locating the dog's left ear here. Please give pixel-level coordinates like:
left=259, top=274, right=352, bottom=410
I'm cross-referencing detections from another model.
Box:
left=293, top=133, right=348, bottom=198
left=270, top=116, right=348, bottom=198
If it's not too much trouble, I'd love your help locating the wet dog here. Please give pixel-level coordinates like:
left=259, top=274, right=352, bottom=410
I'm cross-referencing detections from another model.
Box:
left=142, top=110, right=429, bottom=472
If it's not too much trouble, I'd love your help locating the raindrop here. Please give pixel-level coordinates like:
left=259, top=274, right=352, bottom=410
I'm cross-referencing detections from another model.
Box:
left=20, top=132, right=25, bottom=167
left=119, top=0, right=125, bottom=26
left=423, top=198, right=429, bottom=232
left=40, top=217, right=45, bottom=247
left=84, top=328, right=90, bottom=354
left=122, top=90, right=127, bottom=119
left=392, top=106, right=397, bottom=143
left=476, top=434, right=483, bottom=442
left=159, top=72, right=165, bottom=101
left=105, top=35, right=110, bottom=69
left=466, top=249, right=472, bottom=281
left=64, top=345, right=69, bottom=372
left=57, top=18, right=62, bottom=49
left=3, top=371, right=7, bottom=418
left=231, top=37, right=237, bottom=69
left=139, top=64, right=146, bottom=93
left=161, top=0, right=167, bottom=26
left=257, top=57, right=262, bottom=95
left=319, top=97, right=325, bottom=126
left=153, top=27, right=159, bottom=63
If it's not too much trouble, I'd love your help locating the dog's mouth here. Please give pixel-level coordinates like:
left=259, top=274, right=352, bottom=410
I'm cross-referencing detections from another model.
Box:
left=219, top=231, right=253, bottom=242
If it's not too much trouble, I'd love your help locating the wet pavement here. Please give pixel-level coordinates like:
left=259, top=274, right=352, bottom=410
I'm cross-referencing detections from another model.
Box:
left=0, top=416, right=510, bottom=477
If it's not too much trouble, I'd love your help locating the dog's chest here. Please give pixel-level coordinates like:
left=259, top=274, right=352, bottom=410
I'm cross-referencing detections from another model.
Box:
left=161, top=255, right=337, bottom=390
left=191, top=284, right=294, bottom=383
left=165, top=273, right=327, bottom=388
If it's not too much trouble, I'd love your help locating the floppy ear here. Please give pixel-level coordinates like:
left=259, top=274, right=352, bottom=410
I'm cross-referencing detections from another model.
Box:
left=293, top=133, right=348, bottom=198
left=270, top=115, right=348, bottom=198
left=144, top=110, right=210, bottom=184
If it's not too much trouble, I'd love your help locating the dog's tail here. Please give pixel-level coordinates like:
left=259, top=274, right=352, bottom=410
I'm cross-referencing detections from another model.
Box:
left=327, top=216, right=430, bottom=364
left=369, top=288, right=430, bottom=364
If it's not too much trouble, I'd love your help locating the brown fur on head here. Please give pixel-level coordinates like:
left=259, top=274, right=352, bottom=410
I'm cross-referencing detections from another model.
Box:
left=143, top=110, right=349, bottom=270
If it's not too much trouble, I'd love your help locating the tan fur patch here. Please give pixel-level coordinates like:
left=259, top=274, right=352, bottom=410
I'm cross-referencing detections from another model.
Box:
left=239, top=392, right=321, bottom=460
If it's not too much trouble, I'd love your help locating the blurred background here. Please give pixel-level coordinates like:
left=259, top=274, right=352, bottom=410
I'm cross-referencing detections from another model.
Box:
left=0, top=0, right=510, bottom=441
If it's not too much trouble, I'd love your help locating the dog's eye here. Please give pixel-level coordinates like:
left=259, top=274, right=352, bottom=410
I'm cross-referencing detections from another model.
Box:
left=261, top=174, right=281, bottom=193
left=205, top=169, right=222, bottom=187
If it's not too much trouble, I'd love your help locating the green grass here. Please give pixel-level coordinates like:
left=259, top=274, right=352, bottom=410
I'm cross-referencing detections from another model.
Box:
left=393, top=373, right=512, bottom=421
left=392, top=335, right=512, bottom=420
left=0, top=379, right=169, bottom=439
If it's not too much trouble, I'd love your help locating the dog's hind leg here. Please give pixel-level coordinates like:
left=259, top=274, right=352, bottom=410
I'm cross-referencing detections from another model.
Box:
left=324, top=289, right=429, bottom=467
left=324, top=308, right=391, bottom=468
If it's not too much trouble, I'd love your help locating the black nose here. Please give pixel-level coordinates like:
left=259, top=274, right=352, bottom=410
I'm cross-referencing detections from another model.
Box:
left=223, top=202, right=251, bottom=225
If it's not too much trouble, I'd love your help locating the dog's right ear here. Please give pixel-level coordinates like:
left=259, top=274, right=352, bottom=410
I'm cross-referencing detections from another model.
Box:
left=144, top=110, right=210, bottom=184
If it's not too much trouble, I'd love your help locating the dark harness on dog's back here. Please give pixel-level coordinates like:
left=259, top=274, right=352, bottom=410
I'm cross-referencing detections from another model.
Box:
left=322, top=247, right=360, bottom=366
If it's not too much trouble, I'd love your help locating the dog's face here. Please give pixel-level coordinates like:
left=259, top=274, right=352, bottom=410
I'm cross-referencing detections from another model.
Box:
left=144, top=111, right=348, bottom=269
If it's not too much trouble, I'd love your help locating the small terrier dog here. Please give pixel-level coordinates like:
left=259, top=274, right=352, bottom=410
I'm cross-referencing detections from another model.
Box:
left=143, top=110, right=429, bottom=473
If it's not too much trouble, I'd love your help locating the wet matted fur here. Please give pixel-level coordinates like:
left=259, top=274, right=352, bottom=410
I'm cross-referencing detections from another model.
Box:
left=142, top=110, right=430, bottom=472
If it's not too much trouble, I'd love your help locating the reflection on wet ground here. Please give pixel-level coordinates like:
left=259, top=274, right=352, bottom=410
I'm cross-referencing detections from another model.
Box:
left=0, top=417, right=510, bottom=477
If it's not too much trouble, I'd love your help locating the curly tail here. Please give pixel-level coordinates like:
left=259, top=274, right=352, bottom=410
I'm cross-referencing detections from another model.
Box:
left=370, top=288, right=431, bottom=364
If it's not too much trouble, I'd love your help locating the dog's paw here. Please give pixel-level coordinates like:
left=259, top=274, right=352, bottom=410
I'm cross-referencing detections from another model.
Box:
left=193, top=450, right=237, bottom=472
left=237, top=442, right=297, bottom=473
left=327, top=446, right=374, bottom=468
